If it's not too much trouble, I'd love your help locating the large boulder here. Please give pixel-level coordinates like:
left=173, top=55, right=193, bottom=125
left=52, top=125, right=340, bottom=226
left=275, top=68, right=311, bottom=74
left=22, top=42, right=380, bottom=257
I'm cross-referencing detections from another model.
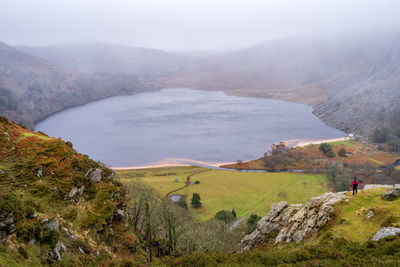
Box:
left=381, top=189, right=400, bottom=200
left=240, top=192, right=347, bottom=251
left=372, top=227, right=400, bottom=241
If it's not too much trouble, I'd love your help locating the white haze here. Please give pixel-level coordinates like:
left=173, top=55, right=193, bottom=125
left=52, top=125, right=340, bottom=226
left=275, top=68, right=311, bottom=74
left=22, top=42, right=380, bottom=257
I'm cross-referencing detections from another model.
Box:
left=1, top=0, right=400, bottom=51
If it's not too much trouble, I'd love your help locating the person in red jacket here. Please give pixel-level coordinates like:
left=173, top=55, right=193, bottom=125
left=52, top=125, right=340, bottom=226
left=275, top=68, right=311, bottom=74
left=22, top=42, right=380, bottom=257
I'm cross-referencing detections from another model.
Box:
left=351, top=177, right=359, bottom=195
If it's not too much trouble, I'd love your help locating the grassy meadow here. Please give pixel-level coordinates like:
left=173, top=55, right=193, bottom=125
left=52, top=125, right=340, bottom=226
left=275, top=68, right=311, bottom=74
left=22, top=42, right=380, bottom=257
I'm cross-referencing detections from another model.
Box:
left=325, top=188, right=400, bottom=243
left=116, top=166, right=329, bottom=220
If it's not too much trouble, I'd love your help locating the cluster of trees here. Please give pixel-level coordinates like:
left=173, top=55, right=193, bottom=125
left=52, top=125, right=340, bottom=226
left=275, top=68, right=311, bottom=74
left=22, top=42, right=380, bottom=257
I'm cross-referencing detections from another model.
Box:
left=264, top=143, right=299, bottom=170
left=319, top=143, right=336, bottom=158
left=125, top=180, right=241, bottom=261
left=245, top=214, right=262, bottom=234
left=214, top=209, right=237, bottom=224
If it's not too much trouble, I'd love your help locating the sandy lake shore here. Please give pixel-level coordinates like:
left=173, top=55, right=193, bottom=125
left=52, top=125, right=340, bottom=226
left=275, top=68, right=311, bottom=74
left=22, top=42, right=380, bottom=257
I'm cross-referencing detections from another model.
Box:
left=282, top=136, right=349, bottom=148
left=111, top=158, right=237, bottom=170
left=111, top=137, right=349, bottom=170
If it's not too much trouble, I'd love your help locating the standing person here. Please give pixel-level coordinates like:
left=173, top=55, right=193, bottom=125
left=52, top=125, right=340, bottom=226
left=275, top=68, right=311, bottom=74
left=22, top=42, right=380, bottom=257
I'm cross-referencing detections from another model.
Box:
left=351, top=177, right=359, bottom=195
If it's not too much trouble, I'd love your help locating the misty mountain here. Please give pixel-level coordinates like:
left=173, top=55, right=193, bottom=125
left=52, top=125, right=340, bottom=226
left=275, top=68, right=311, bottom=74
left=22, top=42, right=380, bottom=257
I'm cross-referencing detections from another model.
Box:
left=314, top=37, right=400, bottom=133
left=162, top=35, right=400, bottom=134
left=0, top=41, right=145, bottom=128
left=17, top=42, right=197, bottom=77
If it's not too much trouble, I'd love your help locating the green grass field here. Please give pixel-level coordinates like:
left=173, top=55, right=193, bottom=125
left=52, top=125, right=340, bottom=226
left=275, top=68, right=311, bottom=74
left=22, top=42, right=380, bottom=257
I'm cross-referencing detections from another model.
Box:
left=117, top=166, right=329, bottom=221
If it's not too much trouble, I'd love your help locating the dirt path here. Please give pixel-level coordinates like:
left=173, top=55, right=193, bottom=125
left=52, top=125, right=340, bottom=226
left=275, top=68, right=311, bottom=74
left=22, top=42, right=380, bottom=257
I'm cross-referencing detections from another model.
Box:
left=166, top=176, right=191, bottom=198
left=230, top=216, right=248, bottom=231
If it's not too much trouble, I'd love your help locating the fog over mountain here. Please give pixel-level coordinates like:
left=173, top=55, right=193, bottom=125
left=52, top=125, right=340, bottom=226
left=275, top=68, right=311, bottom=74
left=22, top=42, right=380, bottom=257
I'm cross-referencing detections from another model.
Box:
left=2, top=0, right=400, bottom=51
left=1, top=0, right=400, bottom=134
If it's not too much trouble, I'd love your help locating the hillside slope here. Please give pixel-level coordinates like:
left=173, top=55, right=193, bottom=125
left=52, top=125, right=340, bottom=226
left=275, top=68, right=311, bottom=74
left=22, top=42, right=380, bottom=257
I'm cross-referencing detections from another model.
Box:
left=162, top=188, right=400, bottom=266
left=0, top=117, right=142, bottom=265
left=162, top=35, right=400, bottom=134
left=18, top=42, right=198, bottom=77
left=314, top=38, right=400, bottom=134
left=0, top=41, right=145, bottom=128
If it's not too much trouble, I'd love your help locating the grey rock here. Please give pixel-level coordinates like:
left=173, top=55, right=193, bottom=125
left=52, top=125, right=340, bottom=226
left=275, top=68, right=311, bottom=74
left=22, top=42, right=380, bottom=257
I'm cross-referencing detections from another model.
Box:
left=49, top=241, right=67, bottom=261
left=0, top=213, right=16, bottom=235
left=68, top=186, right=78, bottom=198
left=240, top=192, right=347, bottom=251
left=78, top=247, right=85, bottom=254
left=365, top=211, right=374, bottom=219
left=42, top=219, right=60, bottom=232
left=381, top=189, right=400, bottom=200
left=394, top=184, right=400, bottom=190
left=0, top=169, right=4, bottom=174
left=372, top=227, right=400, bottom=241
left=37, top=165, right=43, bottom=177
left=29, top=238, right=36, bottom=245
left=86, top=168, right=102, bottom=182
left=78, top=185, right=85, bottom=195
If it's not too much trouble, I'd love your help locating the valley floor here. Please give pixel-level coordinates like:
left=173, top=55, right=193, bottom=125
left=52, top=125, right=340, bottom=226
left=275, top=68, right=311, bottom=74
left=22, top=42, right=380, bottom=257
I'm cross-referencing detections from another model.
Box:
left=116, top=166, right=329, bottom=221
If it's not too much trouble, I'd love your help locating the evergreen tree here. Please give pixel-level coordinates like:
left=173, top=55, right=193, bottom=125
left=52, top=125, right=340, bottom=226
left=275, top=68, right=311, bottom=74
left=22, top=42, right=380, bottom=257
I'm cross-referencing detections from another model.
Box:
left=191, top=193, right=201, bottom=208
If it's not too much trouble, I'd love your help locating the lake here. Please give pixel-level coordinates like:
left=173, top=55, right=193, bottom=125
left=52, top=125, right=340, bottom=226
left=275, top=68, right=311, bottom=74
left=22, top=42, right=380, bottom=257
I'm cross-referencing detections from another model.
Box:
left=35, top=88, right=345, bottom=167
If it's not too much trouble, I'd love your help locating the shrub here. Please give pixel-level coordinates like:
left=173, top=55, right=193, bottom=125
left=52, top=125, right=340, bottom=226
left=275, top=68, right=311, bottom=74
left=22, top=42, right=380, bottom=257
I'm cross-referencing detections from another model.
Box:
left=0, top=116, right=9, bottom=124
left=24, top=206, right=35, bottom=218
left=72, top=239, right=92, bottom=254
left=338, top=148, right=347, bottom=157
left=194, top=180, right=200, bottom=185
left=42, top=229, right=59, bottom=248
left=0, top=192, right=24, bottom=222
left=176, top=198, right=188, bottom=210
left=320, top=143, right=335, bottom=158
left=18, top=247, right=29, bottom=259
left=246, top=214, right=261, bottom=234
left=16, top=220, right=42, bottom=242
left=191, top=193, right=201, bottom=208
left=214, top=210, right=235, bottom=224
left=66, top=141, right=73, bottom=148
left=231, top=209, right=236, bottom=218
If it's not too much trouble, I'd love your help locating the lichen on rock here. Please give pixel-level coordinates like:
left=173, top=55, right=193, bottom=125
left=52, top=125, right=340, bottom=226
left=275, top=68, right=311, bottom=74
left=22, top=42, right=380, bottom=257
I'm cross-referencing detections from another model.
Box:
left=240, top=192, right=348, bottom=251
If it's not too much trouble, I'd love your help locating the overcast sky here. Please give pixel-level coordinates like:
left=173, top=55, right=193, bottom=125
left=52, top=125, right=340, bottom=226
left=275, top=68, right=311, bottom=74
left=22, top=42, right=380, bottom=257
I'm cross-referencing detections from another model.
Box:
left=1, top=0, right=400, bottom=51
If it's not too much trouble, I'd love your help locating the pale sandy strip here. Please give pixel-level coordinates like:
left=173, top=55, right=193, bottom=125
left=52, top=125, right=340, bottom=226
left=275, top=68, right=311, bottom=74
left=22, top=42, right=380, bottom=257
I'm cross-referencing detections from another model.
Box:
left=282, top=136, right=349, bottom=148
left=111, top=157, right=237, bottom=170
left=112, top=137, right=348, bottom=170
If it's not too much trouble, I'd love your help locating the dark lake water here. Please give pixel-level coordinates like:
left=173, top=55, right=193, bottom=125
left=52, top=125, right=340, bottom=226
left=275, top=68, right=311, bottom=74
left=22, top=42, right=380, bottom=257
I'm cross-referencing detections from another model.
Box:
left=35, top=88, right=345, bottom=167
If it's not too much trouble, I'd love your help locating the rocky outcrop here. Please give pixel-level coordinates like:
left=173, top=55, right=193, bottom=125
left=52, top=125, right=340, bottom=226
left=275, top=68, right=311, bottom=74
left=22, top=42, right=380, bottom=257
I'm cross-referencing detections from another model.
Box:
left=240, top=192, right=348, bottom=251
left=381, top=189, right=400, bottom=200
left=372, top=227, right=400, bottom=241
left=48, top=241, right=66, bottom=261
